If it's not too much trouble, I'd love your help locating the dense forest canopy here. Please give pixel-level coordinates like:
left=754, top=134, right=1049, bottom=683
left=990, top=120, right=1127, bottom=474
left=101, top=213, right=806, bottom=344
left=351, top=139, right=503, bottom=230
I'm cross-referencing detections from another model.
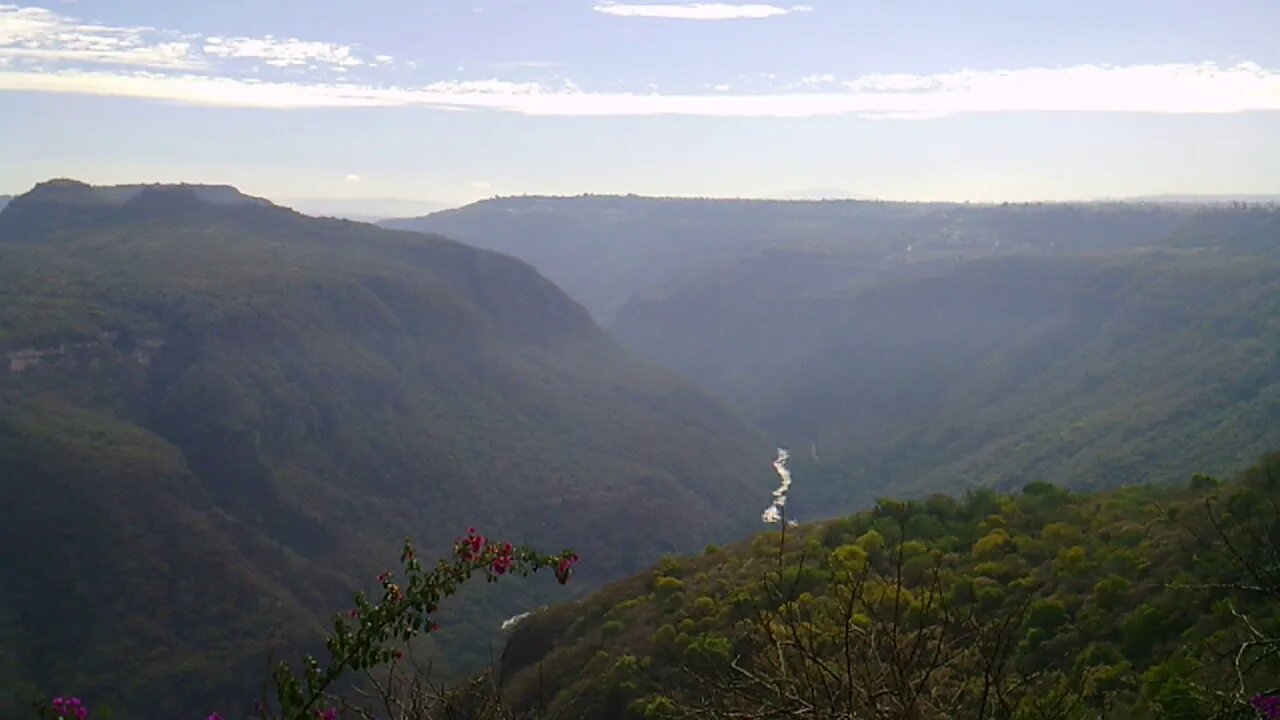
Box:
left=494, top=453, right=1280, bottom=720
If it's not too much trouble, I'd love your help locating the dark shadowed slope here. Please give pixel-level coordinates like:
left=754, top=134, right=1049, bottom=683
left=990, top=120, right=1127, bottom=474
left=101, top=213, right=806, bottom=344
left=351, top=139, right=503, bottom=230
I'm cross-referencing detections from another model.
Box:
left=0, top=180, right=771, bottom=717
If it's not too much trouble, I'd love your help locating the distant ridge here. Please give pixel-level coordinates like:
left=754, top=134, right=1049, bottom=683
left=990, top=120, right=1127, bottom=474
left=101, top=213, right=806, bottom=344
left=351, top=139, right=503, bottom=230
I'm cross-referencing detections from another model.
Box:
left=1120, top=193, right=1280, bottom=204
left=380, top=194, right=1202, bottom=323
left=10, top=178, right=274, bottom=208
left=277, top=196, right=452, bottom=222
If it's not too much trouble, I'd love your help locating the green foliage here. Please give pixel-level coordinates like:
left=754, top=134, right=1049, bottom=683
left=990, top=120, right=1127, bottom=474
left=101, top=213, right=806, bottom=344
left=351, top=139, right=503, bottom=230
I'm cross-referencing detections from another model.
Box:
left=452, top=197, right=1280, bottom=520
left=653, top=576, right=684, bottom=596
left=972, top=528, right=1012, bottom=557
left=1091, top=575, right=1131, bottom=610
left=0, top=184, right=772, bottom=718
left=270, top=536, right=575, bottom=720
left=493, top=453, right=1280, bottom=720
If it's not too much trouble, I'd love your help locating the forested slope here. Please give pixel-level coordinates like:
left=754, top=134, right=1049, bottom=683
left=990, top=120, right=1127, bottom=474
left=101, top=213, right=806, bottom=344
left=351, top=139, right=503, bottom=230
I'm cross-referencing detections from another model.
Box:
left=496, top=453, right=1280, bottom=719
left=0, top=181, right=772, bottom=717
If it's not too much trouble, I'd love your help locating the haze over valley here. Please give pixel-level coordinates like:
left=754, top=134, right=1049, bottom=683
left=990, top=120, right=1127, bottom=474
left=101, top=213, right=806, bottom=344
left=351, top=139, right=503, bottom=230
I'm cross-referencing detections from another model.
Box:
left=2, top=1, right=1279, bottom=718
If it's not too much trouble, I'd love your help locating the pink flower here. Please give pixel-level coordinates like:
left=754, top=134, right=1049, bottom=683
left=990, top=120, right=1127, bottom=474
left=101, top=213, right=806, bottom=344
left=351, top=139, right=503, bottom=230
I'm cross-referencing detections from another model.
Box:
left=455, top=527, right=488, bottom=560
left=51, top=697, right=88, bottom=720
left=490, top=542, right=515, bottom=575
left=555, top=554, right=579, bottom=585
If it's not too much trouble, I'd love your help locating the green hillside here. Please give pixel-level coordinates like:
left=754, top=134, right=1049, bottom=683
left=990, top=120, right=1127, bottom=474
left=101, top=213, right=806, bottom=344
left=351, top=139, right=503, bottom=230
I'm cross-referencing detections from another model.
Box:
left=493, top=453, right=1280, bottom=719
left=0, top=181, right=773, bottom=718
left=612, top=209, right=1280, bottom=515
left=392, top=196, right=1280, bottom=520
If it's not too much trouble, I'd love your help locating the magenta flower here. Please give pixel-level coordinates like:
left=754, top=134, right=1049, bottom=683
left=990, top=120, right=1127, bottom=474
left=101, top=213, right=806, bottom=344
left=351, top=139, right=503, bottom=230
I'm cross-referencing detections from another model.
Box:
left=51, top=697, right=88, bottom=720
left=1253, top=694, right=1280, bottom=719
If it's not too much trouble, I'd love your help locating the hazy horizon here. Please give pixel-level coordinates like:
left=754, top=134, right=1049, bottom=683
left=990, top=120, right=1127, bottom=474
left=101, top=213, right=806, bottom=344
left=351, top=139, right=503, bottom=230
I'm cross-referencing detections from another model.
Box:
left=2, top=1, right=1279, bottom=204
left=3, top=180, right=1279, bottom=220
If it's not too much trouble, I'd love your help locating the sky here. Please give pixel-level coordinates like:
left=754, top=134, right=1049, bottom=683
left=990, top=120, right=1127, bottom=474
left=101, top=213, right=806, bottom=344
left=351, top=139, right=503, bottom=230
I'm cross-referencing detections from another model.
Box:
left=1, top=0, right=1279, bottom=208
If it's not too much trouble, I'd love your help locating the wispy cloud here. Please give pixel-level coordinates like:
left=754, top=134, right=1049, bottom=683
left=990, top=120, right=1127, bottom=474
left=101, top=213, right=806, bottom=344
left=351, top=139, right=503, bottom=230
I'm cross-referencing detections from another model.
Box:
left=0, top=4, right=373, bottom=72
left=203, top=36, right=364, bottom=69
left=3, top=7, right=1279, bottom=120
left=345, top=174, right=361, bottom=182
left=486, top=60, right=560, bottom=70
left=4, top=62, right=1279, bottom=118
left=593, top=3, right=812, bottom=20
left=798, top=73, right=835, bottom=87
left=0, top=4, right=202, bottom=69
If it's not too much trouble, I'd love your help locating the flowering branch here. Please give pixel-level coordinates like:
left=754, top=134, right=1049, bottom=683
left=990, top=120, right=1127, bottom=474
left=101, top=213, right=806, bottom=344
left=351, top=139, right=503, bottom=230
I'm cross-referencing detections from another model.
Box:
left=268, top=529, right=578, bottom=720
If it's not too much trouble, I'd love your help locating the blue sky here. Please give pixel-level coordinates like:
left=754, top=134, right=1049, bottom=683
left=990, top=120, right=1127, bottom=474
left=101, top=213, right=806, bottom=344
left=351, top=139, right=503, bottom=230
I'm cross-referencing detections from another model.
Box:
left=1, top=0, right=1278, bottom=208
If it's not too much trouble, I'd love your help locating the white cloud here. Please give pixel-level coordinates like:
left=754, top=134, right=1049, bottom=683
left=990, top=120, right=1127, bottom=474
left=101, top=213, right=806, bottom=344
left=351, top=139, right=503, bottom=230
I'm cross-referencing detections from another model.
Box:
left=486, top=59, right=560, bottom=70
left=421, top=78, right=546, bottom=95
left=593, top=3, right=812, bottom=20
left=470, top=180, right=492, bottom=189
left=0, top=4, right=202, bottom=69
left=203, top=36, right=362, bottom=68
left=0, top=4, right=370, bottom=72
left=799, top=73, right=835, bottom=86
left=346, top=174, right=361, bottom=182
left=3, top=62, right=1280, bottom=119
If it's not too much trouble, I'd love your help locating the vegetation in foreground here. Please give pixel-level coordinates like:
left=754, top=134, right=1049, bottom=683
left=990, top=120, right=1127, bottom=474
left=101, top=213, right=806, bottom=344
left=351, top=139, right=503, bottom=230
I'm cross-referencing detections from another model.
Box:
left=493, top=452, right=1280, bottom=719
left=25, top=453, right=1280, bottom=720
left=33, top=529, right=579, bottom=720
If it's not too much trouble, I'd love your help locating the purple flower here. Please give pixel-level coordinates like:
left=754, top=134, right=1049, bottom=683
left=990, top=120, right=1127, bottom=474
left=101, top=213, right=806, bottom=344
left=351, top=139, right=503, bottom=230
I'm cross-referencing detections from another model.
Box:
left=51, top=696, right=87, bottom=720
left=316, top=708, right=338, bottom=720
left=1252, top=694, right=1280, bottom=719
left=207, top=714, right=224, bottom=720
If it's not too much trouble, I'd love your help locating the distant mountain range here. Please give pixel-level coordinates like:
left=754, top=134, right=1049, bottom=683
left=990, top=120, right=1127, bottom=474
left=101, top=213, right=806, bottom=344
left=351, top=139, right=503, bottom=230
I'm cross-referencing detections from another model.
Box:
left=383, top=195, right=1204, bottom=324
left=0, top=180, right=771, bottom=717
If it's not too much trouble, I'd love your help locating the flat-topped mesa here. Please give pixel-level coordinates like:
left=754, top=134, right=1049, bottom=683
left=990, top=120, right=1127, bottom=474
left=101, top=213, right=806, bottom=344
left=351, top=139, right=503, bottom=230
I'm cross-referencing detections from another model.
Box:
left=0, top=179, right=286, bottom=244
left=10, top=179, right=274, bottom=209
